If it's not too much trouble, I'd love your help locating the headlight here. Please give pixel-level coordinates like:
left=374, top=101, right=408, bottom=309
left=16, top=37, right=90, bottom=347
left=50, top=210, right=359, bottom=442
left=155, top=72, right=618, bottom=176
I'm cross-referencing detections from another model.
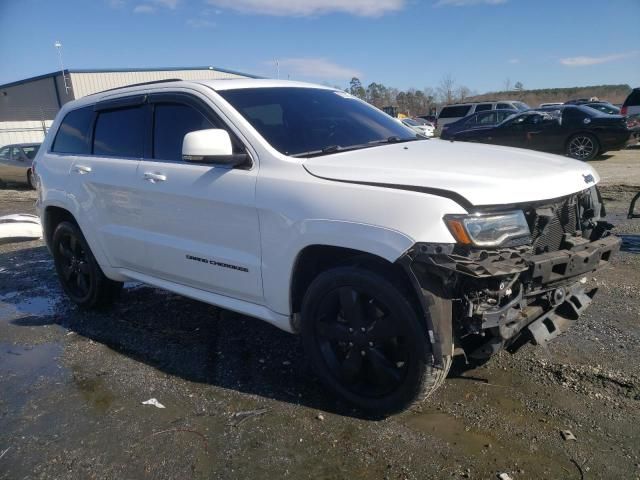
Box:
left=444, top=211, right=530, bottom=247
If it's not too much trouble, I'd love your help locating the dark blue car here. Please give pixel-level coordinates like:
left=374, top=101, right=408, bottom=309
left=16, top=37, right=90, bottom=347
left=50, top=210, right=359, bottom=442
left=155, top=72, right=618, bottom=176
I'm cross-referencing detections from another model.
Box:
left=440, top=109, right=518, bottom=140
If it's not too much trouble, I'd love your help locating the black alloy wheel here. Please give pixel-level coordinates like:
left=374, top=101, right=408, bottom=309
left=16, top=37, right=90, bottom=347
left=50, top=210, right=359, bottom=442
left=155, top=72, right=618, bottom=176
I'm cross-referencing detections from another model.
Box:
left=301, top=266, right=448, bottom=415
left=314, top=285, right=409, bottom=398
left=52, top=221, right=122, bottom=309
left=567, top=133, right=599, bottom=161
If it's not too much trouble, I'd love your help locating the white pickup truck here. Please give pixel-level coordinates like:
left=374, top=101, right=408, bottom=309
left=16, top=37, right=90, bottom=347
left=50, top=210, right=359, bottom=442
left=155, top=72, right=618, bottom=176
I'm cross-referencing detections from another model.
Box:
left=34, top=79, right=620, bottom=415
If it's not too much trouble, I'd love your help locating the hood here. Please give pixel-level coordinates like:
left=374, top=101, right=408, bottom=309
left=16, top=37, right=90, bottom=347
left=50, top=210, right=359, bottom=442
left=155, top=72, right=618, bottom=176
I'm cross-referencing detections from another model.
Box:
left=303, top=139, right=599, bottom=208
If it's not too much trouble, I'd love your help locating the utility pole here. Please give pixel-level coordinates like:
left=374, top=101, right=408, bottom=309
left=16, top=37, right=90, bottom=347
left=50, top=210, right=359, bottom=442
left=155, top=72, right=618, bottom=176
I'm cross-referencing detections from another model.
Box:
left=54, top=41, right=70, bottom=95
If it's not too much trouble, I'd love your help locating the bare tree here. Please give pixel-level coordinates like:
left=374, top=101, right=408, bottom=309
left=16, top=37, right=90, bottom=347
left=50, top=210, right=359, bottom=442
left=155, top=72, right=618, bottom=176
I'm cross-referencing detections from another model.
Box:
left=438, top=74, right=456, bottom=104
left=514, top=81, right=524, bottom=91
left=456, top=86, right=471, bottom=102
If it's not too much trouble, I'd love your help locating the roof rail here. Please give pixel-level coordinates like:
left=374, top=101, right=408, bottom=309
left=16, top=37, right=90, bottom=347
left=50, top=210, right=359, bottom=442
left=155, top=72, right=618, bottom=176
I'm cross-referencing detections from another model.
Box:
left=87, top=78, right=183, bottom=96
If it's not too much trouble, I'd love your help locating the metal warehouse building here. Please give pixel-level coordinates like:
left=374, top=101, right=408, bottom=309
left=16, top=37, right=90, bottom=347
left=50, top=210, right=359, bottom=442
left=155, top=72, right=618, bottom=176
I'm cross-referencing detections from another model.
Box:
left=0, top=66, right=257, bottom=146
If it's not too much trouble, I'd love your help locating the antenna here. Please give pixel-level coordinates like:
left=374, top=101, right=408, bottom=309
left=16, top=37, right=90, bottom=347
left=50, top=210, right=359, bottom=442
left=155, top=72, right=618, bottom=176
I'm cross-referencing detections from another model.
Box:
left=54, top=41, right=71, bottom=95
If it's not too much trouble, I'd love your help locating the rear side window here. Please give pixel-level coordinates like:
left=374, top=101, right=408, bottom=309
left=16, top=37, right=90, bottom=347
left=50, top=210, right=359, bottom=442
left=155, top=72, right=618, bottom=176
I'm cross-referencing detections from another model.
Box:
left=497, top=103, right=513, bottom=110
left=93, top=107, right=145, bottom=157
left=153, top=103, right=216, bottom=161
left=474, top=103, right=493, bottom=112
left=23, top=145, right=39, bottom=159
left=438, top=105, right=472, bottom=118
left=52, top=106, right=94, bottom=154
left=623, top=89, right=640, bottom=107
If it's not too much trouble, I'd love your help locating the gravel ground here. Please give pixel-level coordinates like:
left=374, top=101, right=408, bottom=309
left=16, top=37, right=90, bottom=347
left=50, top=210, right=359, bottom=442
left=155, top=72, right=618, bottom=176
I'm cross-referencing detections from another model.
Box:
left=0, top=148, right=639, bottom=480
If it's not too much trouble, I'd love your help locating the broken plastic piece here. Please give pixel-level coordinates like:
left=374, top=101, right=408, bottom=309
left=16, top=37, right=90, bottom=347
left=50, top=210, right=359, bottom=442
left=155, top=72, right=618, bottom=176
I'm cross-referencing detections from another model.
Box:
left=142, top=398, right=166, bottom=409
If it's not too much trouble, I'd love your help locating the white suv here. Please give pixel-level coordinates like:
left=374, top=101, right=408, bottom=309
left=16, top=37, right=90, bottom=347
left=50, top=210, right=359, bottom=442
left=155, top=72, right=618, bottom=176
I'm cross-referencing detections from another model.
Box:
left=34, top=79, right=620, bottom=415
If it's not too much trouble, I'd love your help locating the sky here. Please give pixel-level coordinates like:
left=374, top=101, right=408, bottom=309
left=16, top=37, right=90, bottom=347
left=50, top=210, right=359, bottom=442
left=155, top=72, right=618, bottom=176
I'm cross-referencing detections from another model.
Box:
left=0, top=0, right=639, bottom=94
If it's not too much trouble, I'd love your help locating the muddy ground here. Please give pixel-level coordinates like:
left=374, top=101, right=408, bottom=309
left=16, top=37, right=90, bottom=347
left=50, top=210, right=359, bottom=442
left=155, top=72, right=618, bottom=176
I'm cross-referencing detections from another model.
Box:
left=0, top=147, right=639, bottom=480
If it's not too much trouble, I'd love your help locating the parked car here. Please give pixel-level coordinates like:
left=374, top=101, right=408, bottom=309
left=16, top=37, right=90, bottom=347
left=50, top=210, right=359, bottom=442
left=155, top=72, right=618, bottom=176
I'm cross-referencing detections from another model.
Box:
left=621, top=87, right=640, bottom=117
left=580, top=102, right=620, bottom=115
left=437, top=100, right=529, bottom=129
left=416, top=114, right=437, bottom=125
left=400, top=117, right=435, bottom=137
left=35, top=79, right=620, bottom=415
left=411, top=117, right=435, bottom=127
left=440, top=109, right=517, bottom=140
left=452, top=106, right=631, bottom=160
left=539, top=102, right=564, bottom=108
left=0, top=143, right=40, bottom=188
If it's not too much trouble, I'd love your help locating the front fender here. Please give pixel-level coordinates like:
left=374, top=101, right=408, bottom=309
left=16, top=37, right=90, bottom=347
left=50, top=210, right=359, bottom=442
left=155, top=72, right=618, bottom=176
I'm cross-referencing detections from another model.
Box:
left=261, top=219, right=415, bottom=316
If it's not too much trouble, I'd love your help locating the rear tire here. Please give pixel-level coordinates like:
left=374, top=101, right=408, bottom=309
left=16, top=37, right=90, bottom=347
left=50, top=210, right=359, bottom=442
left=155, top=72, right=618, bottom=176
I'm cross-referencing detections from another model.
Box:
left=27, top=170, right=35, bottom=189
left=52, top=221, right=122, bottom=309
left=566, top=133, right=599, bottom=161
left=301, top=266, right=449, bottom=415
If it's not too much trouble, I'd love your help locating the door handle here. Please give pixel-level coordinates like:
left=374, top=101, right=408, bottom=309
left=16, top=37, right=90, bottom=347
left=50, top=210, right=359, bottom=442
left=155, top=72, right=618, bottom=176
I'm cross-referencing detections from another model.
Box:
left=143, top=172, right=167, bottom=183
left=73, top=165, right=92, bottom=174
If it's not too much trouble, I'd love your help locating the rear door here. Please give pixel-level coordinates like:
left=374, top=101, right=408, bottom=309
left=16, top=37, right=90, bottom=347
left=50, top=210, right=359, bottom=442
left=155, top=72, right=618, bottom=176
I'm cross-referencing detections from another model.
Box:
left=0, top=146, right=13, bottom=181
left=130, top=92, right=262, bottom=303
left=68, top=97, right=146, bottom=270
left=9, top=147, right=28, bottom=182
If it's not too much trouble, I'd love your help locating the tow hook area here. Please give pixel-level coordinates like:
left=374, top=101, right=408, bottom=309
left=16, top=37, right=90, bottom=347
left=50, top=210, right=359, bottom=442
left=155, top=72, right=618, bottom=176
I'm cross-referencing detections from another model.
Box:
left=527, top=285, right=598, bottom=347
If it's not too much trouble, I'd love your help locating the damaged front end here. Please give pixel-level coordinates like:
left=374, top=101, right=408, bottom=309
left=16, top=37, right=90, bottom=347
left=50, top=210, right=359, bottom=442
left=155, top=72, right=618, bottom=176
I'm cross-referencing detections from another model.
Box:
left=400, top=186, right=621, bottom=365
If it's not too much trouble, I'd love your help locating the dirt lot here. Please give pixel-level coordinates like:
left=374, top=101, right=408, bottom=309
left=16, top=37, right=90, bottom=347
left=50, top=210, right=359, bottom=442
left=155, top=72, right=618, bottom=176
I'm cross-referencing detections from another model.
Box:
left=1, top=148, right=639, bottom=480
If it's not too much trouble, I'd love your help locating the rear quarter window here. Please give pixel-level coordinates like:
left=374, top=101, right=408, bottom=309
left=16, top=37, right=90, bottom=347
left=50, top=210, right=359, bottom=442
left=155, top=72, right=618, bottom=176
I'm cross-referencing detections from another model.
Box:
left=624, top=89, right=640, bottom=107
left=438, top=105, right=472, bottom=118
left=52, top=107, right=94, bottom=154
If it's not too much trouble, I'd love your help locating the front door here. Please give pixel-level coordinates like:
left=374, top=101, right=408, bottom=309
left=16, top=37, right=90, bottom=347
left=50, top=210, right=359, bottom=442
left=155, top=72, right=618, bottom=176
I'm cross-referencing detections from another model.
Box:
left=131, top=93, right=262, bottom=303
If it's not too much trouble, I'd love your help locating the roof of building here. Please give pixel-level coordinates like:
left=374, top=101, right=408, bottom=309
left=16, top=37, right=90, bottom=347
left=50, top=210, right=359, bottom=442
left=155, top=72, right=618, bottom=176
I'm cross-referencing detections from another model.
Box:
left=0, top=66, right=260, bottom=90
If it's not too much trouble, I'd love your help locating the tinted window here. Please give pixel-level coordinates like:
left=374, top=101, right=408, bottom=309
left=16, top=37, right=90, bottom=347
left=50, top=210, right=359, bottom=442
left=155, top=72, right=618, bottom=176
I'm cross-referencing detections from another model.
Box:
left=218, top=88, right=416, bottom=156
left=623, top=89, right=640, bottom=107
left=153, top=103, right=216, bottom=161
left=52, top=107, right=94, bottom=154
left=22, top=145, right=40, bottom=159
left=513, top=102, right=530, bottom=111
left=474, top=103, right=493, bottom=112
left=93, top=107, right=145, bottom=157
left=438, top=105, right=472, bottom=118
left=478, top=111, right=498, bottom=124
left=497, top=103, right=513, bottom=110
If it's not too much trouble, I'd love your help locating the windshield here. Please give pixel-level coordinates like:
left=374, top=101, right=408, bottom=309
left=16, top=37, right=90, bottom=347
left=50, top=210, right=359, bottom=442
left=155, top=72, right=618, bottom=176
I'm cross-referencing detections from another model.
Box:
left=513, top=102, right=530, bottom=111
left=217, top=87, right=418, bottom=157
left=402, top=118, right=420, bottom=126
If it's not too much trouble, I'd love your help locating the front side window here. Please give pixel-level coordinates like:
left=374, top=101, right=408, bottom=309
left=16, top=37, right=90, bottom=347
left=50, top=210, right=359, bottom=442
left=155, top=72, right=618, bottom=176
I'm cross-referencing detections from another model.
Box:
left=52, top=106, right=94, bottom=154
left=218, top=87, right=417, bottom=157
left=153, top=103, right=216, bottom=161
left=497, top=103, right=513, bottom=110
left=93, top=106, right=145, bottom=157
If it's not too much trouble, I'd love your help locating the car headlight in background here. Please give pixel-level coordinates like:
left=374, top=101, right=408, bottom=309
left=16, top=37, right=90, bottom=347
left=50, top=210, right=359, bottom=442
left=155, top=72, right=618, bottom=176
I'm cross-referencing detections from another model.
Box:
left=444, top=211, right=530, bottom=247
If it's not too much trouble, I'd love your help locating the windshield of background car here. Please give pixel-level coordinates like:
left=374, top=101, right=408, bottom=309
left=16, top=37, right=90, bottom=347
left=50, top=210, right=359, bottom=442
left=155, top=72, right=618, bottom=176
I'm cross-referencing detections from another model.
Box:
left=513, top=102, right=530, bottom=111
left=217, top=87, right=416, bottom=156
left=403, top=118, right=420, bottom=126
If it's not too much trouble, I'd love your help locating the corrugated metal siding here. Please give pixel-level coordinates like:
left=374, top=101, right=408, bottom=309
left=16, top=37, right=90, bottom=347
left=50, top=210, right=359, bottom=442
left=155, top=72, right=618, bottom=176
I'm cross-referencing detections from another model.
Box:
left=0, top=120, right=53, bottom=146
left=70, top=69, right=248, bottom=98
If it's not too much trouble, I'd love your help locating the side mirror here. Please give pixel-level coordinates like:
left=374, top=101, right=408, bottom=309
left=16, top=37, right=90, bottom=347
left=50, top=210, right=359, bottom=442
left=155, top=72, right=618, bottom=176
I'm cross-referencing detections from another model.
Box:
left=182, top=129, right=249, bottom=167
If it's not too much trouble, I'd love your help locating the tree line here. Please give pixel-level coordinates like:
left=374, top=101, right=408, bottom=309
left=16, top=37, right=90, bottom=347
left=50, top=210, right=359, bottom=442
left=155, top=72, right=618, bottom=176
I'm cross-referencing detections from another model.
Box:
left=344, top=74, right=528, bottom=116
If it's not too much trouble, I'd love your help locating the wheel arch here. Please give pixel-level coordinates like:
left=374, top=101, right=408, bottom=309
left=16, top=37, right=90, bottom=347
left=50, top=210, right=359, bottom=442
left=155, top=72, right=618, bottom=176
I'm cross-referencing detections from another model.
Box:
left=289, top=244, right=421, bottom=331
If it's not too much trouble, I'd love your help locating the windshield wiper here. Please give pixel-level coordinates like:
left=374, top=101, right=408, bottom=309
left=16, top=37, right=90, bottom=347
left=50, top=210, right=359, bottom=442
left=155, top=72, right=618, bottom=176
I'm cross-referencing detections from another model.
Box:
left=290, top=136, right=423, bottom=158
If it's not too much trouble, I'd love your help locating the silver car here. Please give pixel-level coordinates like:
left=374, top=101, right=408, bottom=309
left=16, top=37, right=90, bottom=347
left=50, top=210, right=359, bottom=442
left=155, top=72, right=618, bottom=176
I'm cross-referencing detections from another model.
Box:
left=0, top=143, right=40, bottom=189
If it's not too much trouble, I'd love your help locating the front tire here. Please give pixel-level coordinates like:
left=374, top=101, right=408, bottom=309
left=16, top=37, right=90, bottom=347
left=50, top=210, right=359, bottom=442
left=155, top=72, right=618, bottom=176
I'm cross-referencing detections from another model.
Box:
left=301, top=266, right=449, bottom=415
left=52, top=221, right=122, bottom=309
left=566, top=133, right=599, bottom=161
